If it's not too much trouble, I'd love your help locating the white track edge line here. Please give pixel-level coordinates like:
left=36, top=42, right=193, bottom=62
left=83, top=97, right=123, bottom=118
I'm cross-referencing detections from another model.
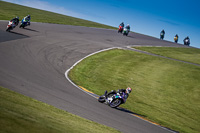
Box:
left=65, top=47, right=120, bottom=99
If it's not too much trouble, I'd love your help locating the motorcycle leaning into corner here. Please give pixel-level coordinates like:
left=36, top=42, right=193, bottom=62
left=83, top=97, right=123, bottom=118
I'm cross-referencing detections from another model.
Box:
left=6, top=21, right=17, bottom=32
left=118, top=25, right=123, bottom=33
left=19, top=18, right=30, bottom=28
left=160, top=30, right=165, bottom=40
left=98, top=90, right=127, bottom=108
left=123, top=27, right=129, bottom=36
left=184, top=38, right=190, bottom=46
left=160, top=33, right=164, bottom=40
left=174, top=36, right=178, bottom=43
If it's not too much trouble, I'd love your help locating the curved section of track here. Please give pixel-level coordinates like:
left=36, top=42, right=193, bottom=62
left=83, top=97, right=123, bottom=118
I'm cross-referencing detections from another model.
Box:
left=0, top=21, right=187, bottom=133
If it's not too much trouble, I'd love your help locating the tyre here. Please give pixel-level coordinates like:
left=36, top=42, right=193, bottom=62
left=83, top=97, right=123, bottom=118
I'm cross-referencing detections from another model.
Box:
left=6, top=27, right=11, bottom=32
left=118, top=30, right=122, bottom=33
left=109, top=99, right=121, bottom=108
left=98, top=95, right=106, bottom=103
left=20, top=24, right=25, bottom=28
left=123, top=32, right=127, bottom=36
left=160, top=35, right=164, bottom=40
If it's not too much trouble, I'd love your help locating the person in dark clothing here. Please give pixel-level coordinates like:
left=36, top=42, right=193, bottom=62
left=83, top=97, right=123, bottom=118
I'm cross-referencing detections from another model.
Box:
left=125, top=24, right=130, bottom=31
left=160, top=29, right=165, bottom=40
left=11, top=16, right=19, bottom=26
left=106, top=87, right=132, bottom=100
left=119, top=22, right=124, bottom=27
left=117, top=87, right=132, bottom=99
left=118, top=22, right=124, bottom=33
left=23, top=15, right=31, bottom=25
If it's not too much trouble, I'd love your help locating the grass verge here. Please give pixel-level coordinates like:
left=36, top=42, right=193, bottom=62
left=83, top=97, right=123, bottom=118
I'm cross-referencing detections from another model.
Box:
left=133, top=47, right=200, bottom=65
left=0, top=86, right=120, bottom=133
left=0, top=1, right=116, bottom=29
left=69, top=48, right=200, bottom=133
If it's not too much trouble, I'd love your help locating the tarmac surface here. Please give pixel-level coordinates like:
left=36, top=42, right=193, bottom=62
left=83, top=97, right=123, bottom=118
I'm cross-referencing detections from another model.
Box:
left=0, top=21, right=188, bottom=133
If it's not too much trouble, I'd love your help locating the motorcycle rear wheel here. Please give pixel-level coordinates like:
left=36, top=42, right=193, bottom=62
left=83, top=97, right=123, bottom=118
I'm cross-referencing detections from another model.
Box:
left=20, top=24, right=25, bottom=28
left=98, top=95, right=106, bottom=103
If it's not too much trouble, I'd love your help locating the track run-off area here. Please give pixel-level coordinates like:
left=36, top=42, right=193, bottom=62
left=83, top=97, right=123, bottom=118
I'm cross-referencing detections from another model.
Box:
left=0, top=21, right=190, bottom=133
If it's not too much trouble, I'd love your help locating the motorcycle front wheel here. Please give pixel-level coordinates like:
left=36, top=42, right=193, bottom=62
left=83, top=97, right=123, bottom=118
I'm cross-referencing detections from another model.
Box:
left=109, top=99, right=121, bottom=108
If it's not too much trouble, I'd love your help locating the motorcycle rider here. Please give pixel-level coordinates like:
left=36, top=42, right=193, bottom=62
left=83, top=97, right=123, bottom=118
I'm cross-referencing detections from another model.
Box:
left=184, top=36, right=190, bottom=46
left=106, top=87, right=132, bottom=100
left=125, top=24, right=130, bottom=32
left=174, top=34, right=179, bottom=43
left=119, top=22, right=124, bottom=28
left=122, top=24, right=130, bottom=36
left=118, top=22, right=124, bottom=33
left=160, top=29, right=165, bottom=40
left=10, top=16, right=19, bottom=26
left=23, top=15, right=31, bottom=25
left=117, top=87, right=132, bottom=99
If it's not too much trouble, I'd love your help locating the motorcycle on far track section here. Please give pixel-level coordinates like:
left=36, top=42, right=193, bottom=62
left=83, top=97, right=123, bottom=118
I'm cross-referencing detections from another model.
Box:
left=98, top=90, right=127, bottom=108
left=6, top=21, right=16, bottom=32
left=118, top=25, right=123, bottom=33
left=19, top=18, right=30, bottom=28
left=184, top=37, right=190, bottom=46
left=184, top=39, right=190, bottom=46
left=123, top=27, right=129, bottom=36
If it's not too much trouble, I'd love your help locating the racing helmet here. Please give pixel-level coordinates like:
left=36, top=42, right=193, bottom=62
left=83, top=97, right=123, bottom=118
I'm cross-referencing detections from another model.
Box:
left=126, top=87, right=132, bottom=94
left=16, top=16, right=19, bottom=19
left=27, top=15, right=30, bottom=18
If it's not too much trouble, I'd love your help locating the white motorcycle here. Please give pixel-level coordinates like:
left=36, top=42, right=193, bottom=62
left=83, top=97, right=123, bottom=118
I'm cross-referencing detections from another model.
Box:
left=123, top=28, right=129, bottom=36
left=6, top=21, right=16, bottom=32
left=98, top=90, right=127, bottom=108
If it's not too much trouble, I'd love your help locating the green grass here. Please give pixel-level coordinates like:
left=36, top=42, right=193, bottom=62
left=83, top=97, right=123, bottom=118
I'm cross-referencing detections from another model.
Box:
left=0, top=1, right=116, bottom=29
left=133, top=47, right=200, bottom=65
left=0, top=86, right=120, bottom=133
left=1, top=1, right=200, bottom=133
left=69, top=48, right=200, bottom=133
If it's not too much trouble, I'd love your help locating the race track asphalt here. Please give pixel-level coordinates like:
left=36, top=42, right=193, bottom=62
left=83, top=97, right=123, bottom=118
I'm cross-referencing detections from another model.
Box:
left=0, top=21, right=187, bottom=133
